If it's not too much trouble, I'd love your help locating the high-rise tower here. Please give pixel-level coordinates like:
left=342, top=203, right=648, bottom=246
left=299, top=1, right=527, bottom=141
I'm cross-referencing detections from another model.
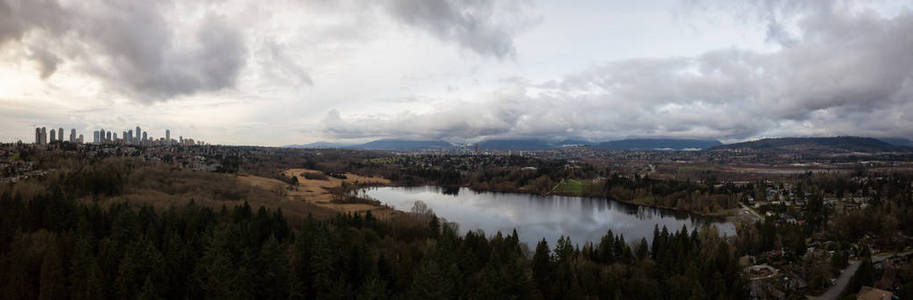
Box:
left=58, top=127, right=63, bottom=141
left=70, top=129, right=76, bottom=143
left=165, top=129, right=170, bottom=145
left=50, top=129, right=56, bottom=142
left=35, top=128, right=41, bottom=144
left=41, top=127, right=46, bottom=144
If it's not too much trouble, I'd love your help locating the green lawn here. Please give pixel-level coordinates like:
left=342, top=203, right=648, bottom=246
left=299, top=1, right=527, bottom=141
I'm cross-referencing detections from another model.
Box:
left=558, top=179, right=586, bottom=194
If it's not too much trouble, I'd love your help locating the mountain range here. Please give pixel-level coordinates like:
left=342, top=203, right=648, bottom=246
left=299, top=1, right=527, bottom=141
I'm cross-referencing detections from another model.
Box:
left=285, top=136, right=913, bottom=153
left=597, top=139, right=721, bottom=151
left=710, top=136, right=913, bottom=153
left=285, top=138, right=721, bottom=151
left=475, top=139, right=595, bottom=151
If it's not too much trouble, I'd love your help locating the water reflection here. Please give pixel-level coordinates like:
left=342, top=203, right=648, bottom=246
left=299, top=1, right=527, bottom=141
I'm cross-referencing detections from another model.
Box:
left=363, top=186, right=735, bottom=248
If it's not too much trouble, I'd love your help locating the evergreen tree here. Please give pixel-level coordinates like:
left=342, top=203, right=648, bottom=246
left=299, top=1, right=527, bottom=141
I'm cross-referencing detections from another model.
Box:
left=69, top=237, right=104, bottom=300
left=137, top=276, right=163, bottom=300
left=532, top=239, right=555, bottom=298
left=38, top=244, right=66, bottom=300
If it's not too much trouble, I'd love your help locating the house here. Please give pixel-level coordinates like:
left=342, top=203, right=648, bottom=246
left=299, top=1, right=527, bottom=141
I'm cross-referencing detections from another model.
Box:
left=856, top=286, right=893, bottom=300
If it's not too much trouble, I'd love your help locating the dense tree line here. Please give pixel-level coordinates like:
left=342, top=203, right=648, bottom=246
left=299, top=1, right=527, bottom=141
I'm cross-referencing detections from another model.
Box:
left=0, top=185, right=746, bottom=299
left=361, top=155, right=744, bottom=214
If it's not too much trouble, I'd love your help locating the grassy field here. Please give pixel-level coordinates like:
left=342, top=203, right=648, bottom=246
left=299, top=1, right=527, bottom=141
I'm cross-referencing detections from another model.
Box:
left=238, top=168, right=398, bottom=219
left=557, top=179, right=586, bottom=195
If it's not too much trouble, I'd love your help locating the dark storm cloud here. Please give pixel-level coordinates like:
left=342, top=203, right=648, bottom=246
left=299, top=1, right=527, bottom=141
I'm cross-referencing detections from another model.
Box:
left=321, top=106, right=520, bottom=141
left=28, top=47, right=61, bottom=79
left=0, top=0, right=247, bottom=102
left=378, top=0, right=532, bottom=58
left=323, top=6, right=913, bottom=141
left=0, top=0, right=65, bottom=45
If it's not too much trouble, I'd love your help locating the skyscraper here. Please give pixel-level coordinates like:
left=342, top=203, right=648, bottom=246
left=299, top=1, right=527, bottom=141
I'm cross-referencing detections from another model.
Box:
left=136, top=126, right=141, bottom=143
left=50, top=129, right=56, bottom=142
left=58, top=127, right=63, bottom=142
left=93, top=131, right=99, bottom=144
left=142, top=131, right=147, bottom=143
left=127, top=130, right=133, bottom=144
left=106, top=131, right=111, bottom=142
left=99, top=129, right=105, bottom=144
left=165, top=129, right=170, bottom=145
left=70, top=129, right=76, bottom=143
left=35, top=128, right=41, bottom=144
left=41, top=127, right=46, bottom=144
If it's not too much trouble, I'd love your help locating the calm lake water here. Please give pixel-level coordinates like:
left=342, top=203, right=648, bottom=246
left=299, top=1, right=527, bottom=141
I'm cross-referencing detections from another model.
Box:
left=362, top=186, right=735, bottom=248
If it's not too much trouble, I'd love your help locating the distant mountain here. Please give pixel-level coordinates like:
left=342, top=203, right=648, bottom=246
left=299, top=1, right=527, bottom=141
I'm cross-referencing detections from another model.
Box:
left=476, top=139, right=594, bottom=151
left=710, top=137, right=912, bottom=153
left=879, top=138, right=913, bottom=147
left=597, top=138, right=722, bottom=151
left=351, top=139, right=453, bottom=151
left=555, top=139, right=596, bottom=147
left=284, top=141, right=355, bottom=149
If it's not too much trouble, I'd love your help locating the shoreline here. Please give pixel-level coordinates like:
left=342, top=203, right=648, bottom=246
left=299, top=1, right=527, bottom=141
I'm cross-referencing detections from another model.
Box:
left=371, top=182, right=737, bottom=218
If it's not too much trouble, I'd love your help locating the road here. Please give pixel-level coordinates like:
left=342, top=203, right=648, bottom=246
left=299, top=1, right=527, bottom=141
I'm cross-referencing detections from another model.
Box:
left=739, top=203, right=763, bottom=221
left=811, top=251, right=912, bottom=300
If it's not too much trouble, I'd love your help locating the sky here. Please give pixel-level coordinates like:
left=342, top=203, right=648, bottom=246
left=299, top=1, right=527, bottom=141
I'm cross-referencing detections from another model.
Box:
left=1, top=0, right=912, bottom=146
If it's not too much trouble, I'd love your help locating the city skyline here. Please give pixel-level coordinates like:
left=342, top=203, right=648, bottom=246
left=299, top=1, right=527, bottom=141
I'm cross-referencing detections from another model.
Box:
left=32, top=125, right=201, bottom=146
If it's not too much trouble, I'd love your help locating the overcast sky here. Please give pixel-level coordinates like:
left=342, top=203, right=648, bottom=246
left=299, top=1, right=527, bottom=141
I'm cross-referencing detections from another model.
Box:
left=1, top=0, right=912, bottom=145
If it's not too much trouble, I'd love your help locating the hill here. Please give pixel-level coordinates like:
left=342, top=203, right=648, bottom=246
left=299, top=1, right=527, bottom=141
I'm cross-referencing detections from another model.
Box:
left=710, top=137, right=912, bottom=153
left=351, top=139, right=453, bottom=150
left=283, top=141, right=355, bottom=148
left=597, top=138, right=722, bottom=151
left=879, top=137, right=913, bottom=147
left=476, top=139, right=594, bottom=151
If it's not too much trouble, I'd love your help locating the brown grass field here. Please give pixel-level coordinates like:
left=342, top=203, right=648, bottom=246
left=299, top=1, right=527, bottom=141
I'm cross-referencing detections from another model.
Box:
left=238, top=168, right=399, bottom=219
left=70, top=166, right=343, bottom=220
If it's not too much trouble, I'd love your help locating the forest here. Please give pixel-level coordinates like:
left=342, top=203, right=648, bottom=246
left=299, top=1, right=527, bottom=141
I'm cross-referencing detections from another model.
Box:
left=343, top=154, right=746, bottom=215
left=0, top=175, right=746, bottom=299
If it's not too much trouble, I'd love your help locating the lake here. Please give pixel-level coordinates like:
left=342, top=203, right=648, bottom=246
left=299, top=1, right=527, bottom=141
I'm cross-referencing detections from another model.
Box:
left=361, top=186, right=735, bottom=248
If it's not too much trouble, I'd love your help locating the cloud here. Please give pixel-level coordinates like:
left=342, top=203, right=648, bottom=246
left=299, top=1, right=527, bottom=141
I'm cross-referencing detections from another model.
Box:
left=0, top=0, right=531, bottom=103
left=322, top=6, right=913, bottom=141
left=258, top=40, right=313, bottom=87
left=0, top=0, right=66, bottom=46
left=27, top=47, right=61, bottom=79
left=0, top=0, right=248, bottom=102
left=378, top=0, right=534, bottom=59
left=321, top=105, right=519, bottom=141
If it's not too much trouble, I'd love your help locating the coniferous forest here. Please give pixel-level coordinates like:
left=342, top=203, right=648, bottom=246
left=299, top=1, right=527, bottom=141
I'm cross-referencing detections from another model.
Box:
left=0, top=186, right=745, bottom=299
